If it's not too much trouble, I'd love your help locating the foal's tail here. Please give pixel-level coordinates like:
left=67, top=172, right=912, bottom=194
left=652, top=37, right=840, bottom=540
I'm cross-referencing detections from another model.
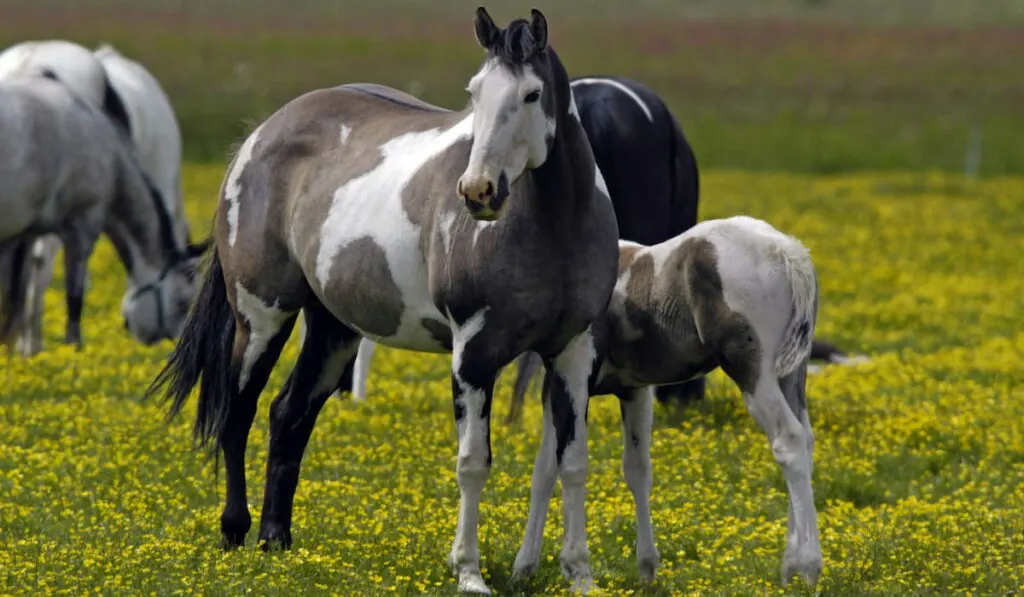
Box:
left=146, top=244, right=236, bottom=455
left=774, top=241, right=818, bottom=378
left=0, top=238, right=31, bottom=346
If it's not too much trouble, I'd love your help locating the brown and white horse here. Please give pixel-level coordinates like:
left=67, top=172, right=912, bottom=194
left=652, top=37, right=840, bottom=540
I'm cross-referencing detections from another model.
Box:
left=149, top=8, right=619, bottom=594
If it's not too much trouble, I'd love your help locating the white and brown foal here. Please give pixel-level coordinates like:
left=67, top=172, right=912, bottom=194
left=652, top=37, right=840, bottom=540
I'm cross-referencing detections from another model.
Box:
left=150, top=8, right=619, bottom=595
left=516, top=215, right=825, bottom=587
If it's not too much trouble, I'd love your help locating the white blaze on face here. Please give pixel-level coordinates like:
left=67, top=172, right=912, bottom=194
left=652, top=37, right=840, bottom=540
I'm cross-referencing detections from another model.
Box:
left=462, top=59, right=551, bottom=188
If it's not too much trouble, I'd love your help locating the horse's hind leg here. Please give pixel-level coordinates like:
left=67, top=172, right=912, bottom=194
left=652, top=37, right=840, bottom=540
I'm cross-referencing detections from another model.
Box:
left=740, top=359, right=822, bottom=586
left=257, top=297, right=360, bottom=549
left=351, top=337, right=377, bottom=400
left=220, top=308, right=297, bottom=548
left=17, top=237, right=60, bottom=356
left=777, top=363, right=821, bottom=582
left=59, top=225, right=100, bottom=347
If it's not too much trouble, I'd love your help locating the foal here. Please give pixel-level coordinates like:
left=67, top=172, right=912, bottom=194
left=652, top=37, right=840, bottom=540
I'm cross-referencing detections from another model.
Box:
left=515, top=215, right=824, bottom=587
left=149, top=8, right=619, bottom=594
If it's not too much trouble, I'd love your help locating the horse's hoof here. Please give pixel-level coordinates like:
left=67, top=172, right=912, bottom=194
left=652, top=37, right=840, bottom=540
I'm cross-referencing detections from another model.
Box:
left=511, top=557, right=538, bottom=580
left=258, top=525, right=292, bottom=552
left=569, top=575, right=596, bottom=594
left=219, top=534, right=246, bottom=551
left=781, top=548, right=822, bottom=587
left=456, top=570, right=491, bottom=595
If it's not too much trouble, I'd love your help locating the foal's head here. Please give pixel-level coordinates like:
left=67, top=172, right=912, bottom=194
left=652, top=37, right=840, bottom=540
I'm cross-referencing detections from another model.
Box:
left=457, top=7, right=565, bottom=221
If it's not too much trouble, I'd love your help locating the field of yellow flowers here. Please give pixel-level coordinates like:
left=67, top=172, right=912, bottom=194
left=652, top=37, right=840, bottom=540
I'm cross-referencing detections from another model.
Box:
left=1, top=165, right=1022, bottom=596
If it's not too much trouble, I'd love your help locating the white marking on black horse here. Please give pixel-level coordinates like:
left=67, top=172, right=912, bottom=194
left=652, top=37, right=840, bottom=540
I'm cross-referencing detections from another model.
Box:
left=149, top=8, right=620, bottom=595
left=225, top=123, right=265, bottom=248
left=571, top=76, right=654, bottom=122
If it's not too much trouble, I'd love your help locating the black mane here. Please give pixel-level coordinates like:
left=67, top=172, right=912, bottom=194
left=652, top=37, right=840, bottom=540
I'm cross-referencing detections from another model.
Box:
left=487, top=19, right=542, bottom=67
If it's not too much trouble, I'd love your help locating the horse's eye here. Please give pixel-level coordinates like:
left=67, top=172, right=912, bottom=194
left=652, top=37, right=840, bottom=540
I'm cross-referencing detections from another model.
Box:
left=524, top=90, right=541, bottom=104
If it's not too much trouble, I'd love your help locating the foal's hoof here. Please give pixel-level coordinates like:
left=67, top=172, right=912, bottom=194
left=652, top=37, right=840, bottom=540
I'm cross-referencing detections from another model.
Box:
left=456, top=570, right=491, bottom=595
left=781, top=549, right=823, bottom=587
left=511, top=548, right=539, bottom=579
left=637, top=548, right=660, bottom=581
left=258, top=526, right=293, bottom=552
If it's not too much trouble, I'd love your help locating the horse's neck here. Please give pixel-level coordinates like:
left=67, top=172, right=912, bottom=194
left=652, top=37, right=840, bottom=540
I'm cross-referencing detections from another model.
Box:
left=529, top=116, right=595, bottom=217
left=104, top=156, right=174, bottom=284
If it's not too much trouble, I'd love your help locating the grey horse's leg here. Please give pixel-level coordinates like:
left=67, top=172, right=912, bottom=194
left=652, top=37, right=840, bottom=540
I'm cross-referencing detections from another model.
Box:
left=16, top=236, right=60, bottom=356
left=60, top=226, right=100, bottom=348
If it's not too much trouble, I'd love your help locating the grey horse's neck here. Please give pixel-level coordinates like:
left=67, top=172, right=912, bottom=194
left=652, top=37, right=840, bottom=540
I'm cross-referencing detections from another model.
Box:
left=104, top=150, right=180, bottom=284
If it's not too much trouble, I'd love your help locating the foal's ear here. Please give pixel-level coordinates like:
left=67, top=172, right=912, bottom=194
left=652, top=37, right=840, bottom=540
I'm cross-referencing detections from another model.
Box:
left=474, top=6, right=499, bottom=50
left=529, top=8, right=548, bottom=53
left=185, top=238, right=212, bottom=259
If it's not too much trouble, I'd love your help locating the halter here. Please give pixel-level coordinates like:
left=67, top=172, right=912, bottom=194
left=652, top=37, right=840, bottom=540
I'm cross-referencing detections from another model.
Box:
left=128, top=251, right=187, bottom=337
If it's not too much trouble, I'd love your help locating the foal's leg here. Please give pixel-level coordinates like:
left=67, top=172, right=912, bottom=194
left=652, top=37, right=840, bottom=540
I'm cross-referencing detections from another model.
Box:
left=447, top=313, right=501, bottom=595
left=59, top=226, right=99, bottom=347
left=739, top=360, right=821, bottom=586
left=506, top=351, right=542, bottom=424
left=619, top=386, right=659, bottom=580
left=512, top=371, right=557, bottom=577
left=257, top=298, right=359, bottom=549
left=351, top=337, right=377, bottom=401
left=777, top=363, right=822, bottom=585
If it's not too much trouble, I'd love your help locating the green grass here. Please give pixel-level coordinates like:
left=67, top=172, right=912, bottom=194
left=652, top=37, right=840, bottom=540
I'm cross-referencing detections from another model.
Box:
left=1, top=2, right=1022, bottom=174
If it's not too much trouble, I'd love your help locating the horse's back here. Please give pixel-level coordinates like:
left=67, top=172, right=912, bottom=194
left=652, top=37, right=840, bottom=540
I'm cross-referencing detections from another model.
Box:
left=0, top=40, right=106, bottom=107
left=94, top=44, right=184, bottom=224
left=571, top=76, right=685, bottom=245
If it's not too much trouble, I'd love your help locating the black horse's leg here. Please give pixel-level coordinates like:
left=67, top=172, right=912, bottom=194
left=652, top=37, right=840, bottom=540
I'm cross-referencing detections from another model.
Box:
left=257, top=298, right=359, bottom=548
left=655, top=376, right=705, bottom=405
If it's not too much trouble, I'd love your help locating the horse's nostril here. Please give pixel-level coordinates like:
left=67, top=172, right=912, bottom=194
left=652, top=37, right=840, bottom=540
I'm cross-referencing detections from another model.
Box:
left=485, top=181, right=494, bottom=196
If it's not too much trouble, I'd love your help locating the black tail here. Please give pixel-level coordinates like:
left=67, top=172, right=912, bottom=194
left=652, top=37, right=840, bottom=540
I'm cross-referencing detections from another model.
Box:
left=810, top=338, right=846, bottom=362
left=145, top=245, right=236, bottom=456
left=0, top=238, right=32, bottom=345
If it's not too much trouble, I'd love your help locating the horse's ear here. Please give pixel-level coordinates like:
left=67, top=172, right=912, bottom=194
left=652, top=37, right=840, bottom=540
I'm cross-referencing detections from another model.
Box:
left=185, top=238, right=212, bottom=259
left=474, top=6, right=499, bottom=50
left=529, top=9, right=548, bottom=53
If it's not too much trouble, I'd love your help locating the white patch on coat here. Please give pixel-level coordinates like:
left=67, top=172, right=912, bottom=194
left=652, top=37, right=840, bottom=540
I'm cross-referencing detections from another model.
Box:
left=571, top=77, right=654, bottom=122
left=235, top=281, right=291, bottom=392
left=339, top=124, right=351, bottom=145
left=567, top=90, right=581, bottom=122
left=314, top=114, right=473, bottom=352
left=225, top=123, right=264, bottom=247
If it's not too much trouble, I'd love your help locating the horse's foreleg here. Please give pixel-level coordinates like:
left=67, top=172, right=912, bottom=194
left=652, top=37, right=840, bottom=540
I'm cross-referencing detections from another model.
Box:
left=59, top=227, right=99, bottom=348
left=257, top=298, right=358, bottom=549
left=447, top=311, right=499, bottom=595
left=548, top=328, right=597, bottom=592
left=619, top=386, right=658, bottom=580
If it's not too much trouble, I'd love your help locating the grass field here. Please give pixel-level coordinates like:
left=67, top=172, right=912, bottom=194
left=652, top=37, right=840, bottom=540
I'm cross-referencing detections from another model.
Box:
left=2, top=2, right=1023, bottom=174
left=1, top=165, right=1022, bottom=595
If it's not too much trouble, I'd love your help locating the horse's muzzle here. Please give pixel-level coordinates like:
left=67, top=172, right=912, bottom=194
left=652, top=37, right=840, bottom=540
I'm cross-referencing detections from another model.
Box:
left=459, top=171, right=509, bottom=221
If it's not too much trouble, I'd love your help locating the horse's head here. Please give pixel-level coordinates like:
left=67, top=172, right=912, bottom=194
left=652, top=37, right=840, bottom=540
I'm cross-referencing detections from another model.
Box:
left=457, top=7, right=565, bottom=221
left=120, top=239, right=209, bottom=344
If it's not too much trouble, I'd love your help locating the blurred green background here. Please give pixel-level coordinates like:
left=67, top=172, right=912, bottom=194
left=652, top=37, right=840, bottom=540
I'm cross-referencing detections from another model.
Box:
left=3, top=0, right=1021, bottom=175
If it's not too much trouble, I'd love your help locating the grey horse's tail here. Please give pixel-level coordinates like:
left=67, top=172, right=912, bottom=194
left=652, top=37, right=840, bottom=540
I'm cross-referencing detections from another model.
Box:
left=0, top=238, right=31, bottom=346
